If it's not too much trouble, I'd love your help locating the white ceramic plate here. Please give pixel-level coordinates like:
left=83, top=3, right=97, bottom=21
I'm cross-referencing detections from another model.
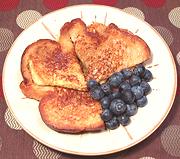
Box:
left=3, top=5, right=177, bottom=156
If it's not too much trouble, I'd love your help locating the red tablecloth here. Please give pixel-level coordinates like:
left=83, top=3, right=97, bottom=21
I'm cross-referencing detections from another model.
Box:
left=0, top=0, right=180, bottom=159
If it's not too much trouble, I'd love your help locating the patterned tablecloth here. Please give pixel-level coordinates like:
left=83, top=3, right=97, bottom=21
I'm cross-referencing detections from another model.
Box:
left=0, top=0, right=180, bottom=159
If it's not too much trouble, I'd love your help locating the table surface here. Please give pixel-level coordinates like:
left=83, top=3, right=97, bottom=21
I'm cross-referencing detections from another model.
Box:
left=0, top=0, right=180, bottom=159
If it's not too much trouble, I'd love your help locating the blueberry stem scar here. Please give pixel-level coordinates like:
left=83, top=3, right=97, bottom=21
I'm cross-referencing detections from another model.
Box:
left=41, top=22, right=57, bottom=40
left=123, top=126, right=133, bottom=140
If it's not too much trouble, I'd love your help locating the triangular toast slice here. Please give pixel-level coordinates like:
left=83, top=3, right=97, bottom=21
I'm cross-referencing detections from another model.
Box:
left=39, top=87, right=105, bottom=133
left=21, top=39, right=87, bottom=91
left=60, top=19, right=151, bottom=82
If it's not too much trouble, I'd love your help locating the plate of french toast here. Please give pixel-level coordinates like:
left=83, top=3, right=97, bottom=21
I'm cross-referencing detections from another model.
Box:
left=2, top=5, right=177, bottom=155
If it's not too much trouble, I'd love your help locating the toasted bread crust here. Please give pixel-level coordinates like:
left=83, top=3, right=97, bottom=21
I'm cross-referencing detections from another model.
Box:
left=20, top=40, right=56, bottom=100
left=87, top=22, right=107, bottom=35
left=59, top=19, right=151, bottom=82
left=20, top=81, right=55, bottom=101
left=21, top=39, right=87, bottom=91
left=80, top=23, right=151, bottom=81
left=39, top=88, right=105, bottom=133
left=59, top=18, right=86, bottom=53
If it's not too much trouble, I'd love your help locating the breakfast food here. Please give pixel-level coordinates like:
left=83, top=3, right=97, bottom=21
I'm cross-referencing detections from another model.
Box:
left=59, top=18, right=150, bottom=82
left=20, top=81, right=54, bottom=101
left=39, top=87, right=104, bottom=133
left=20, top=18, right=152, bottom=133
left=21, top=39, right=87, bottom=91
left=88, top=64, right=152, bottom=130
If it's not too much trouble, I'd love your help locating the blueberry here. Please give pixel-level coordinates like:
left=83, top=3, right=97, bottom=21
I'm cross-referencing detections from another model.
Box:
left=131, top=86, right=144, bottom=100
left=101, top=82, right=111, bottom=95
left=105, top=117, right=119, bottom=130
left=122, top=68, right=132, bottom=79
left=142, top=69, right=153, bottom=82
left=119, top=81, right=131, bottom=90
left=133, top=64, right=145, bottom=76
left=120, top=89, right=135, bottom=104
left=117, top=114, right=130, bottom=126
left=116, top=72, right=124, bottom=81
left=110, top=99, right=126, bottom=115
left=136, top=96, right=147, bottom=107
left=140, top=81, right=151, bottom=95
left=90, top=86, right=105, bottom=100
left=129, top=75, right=141, bottom=86
left=109, top=72, right=123, bottom=87
left=100, top=96, right=111, bottom=109
left=87, top=80, right=99, bottom=90
left=101, top=109, right=113, bottom=122
left=126, top=103, right=138, bottom=116
left=109, top=92, right=121, bottom=100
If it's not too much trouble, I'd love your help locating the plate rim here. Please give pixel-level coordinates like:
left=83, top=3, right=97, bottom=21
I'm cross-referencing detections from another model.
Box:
left=2, top=4, right=177, bottom=156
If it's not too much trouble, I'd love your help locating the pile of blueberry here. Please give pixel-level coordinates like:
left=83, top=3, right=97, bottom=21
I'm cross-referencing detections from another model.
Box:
left=87, top=64, right=153, bottom=130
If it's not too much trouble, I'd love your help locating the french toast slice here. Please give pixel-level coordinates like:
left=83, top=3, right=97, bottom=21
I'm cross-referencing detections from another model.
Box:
left=20, top=40, right=55, bottom=100
left=59, top=18, right=86, bottom=53
left=87, top=22, right=107, bottom=35
left=80, top=23, right=151, bottom=81
left=21, top=39, right=87, bottom=91
left=39, top=87, right=105, bottom=133
left=60, top=19, right=151, bottom=82
left=20, top=18, right=152, bottom=134
left=20, top=81, right=55, bottom=101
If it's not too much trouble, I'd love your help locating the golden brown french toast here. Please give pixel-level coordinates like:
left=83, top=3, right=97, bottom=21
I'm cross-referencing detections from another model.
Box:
left=39, top=87, right=105, bottom=133
left=21, top=39, right=87, bottom=91
left=20, top=40, right=55, bottom=100
left=59, top=19, right=151, bottom=82
left=59, top=18, right=86, bottom=53
left=87, top=22, right=106, bottom=35
left=20, top=81, right=54, bottom=101
left=84, top=23, right=151, bottom=81
left=20, top=18, right=152, bottom=134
